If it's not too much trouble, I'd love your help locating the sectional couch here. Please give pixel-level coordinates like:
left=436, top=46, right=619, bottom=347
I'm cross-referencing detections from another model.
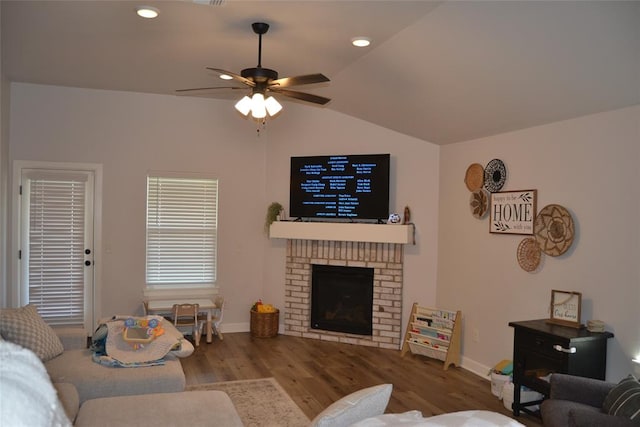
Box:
left=0, top=305, right=243, bottom=426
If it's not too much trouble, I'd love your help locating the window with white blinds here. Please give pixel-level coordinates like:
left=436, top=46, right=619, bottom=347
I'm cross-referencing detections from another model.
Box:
left=146, top=176, right=218, bottom=287
left=26, top=177, right=88, bottom=326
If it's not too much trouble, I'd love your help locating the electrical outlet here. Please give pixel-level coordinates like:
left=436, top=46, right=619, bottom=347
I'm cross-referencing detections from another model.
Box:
left=473, top=328, right=480, bottom=343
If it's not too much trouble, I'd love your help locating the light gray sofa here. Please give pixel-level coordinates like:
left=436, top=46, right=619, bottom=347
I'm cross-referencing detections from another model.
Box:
left=0, top=305, right=243, bottom=426
left=47, top=327, right=191, bottom=421
left=48, top=327, right=186, bottom=405
left=1, top=339, right=243, bottom=427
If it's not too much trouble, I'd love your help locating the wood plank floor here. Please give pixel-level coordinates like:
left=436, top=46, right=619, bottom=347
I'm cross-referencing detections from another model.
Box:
left=180, top=333, right=542, bottom=426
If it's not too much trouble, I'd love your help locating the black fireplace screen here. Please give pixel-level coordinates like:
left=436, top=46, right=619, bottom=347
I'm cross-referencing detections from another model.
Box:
left=310, top=264, right=374, bottom=335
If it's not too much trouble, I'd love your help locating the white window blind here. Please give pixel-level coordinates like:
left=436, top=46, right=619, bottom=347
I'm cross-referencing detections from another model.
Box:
left=146, top=176, right=218, bottom=287
left=28, top=178, right=86, bottom=325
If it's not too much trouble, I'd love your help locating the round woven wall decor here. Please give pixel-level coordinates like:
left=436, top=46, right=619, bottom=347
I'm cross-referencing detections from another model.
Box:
left=534, top=204, right=575, bottom=257
left=517, top=237, right=542, bottom=272
left=469, top=188, right=489, bottom=219
left=464, top=163, right=485, bottom=191
left=484, top=159, right=506, bottom=192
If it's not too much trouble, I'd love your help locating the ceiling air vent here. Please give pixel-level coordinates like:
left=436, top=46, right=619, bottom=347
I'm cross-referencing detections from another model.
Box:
left=193, top=0, right=226, bottom=5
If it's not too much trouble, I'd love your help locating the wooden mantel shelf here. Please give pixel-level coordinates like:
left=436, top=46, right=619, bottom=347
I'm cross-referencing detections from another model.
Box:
left=269, top=221, right=414, bottom=244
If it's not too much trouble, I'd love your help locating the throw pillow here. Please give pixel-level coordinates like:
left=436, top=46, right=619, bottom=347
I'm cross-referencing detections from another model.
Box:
left=309, top=384, right=393, bottom=427
left=602, top=374, right=640, bottom=421
left=0, top=304, right=64, bottom=362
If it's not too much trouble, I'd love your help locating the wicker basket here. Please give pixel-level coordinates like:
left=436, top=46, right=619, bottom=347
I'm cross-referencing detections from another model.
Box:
left=250, top=309, right=279, bottom=338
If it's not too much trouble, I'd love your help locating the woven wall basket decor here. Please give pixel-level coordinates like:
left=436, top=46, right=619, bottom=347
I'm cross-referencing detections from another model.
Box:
left=469, top=188, right=489, bottom=219
left=464, top=163, right=485, bottom=192
left=484, top=159, right=506, bottom=193
left=534, top=204, right=575, bottom=257
left=517, top=237, right=542, bottom=272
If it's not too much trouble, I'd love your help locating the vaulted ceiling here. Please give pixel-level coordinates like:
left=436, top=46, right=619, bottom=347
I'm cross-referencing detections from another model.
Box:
left=2, top=1, right=638, bottom=144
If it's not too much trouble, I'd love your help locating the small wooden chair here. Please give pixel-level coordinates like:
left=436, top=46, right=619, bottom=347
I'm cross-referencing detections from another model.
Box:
left=171, top=303, right=205, bottom=346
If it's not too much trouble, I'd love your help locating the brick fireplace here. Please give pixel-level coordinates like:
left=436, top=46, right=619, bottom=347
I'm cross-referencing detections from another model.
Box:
left=283, top=239, right=404, bottom=349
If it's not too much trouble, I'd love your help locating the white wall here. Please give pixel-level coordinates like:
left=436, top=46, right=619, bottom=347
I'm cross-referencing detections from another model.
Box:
left=262, top=104, right=441, bottom=336
left=9, top=82, right=637, bottom=382
left=8, top=83, right=268, bottom=326
left=0, top=77, right=9, bottom=308
left=0, top=4, right=8, bottom=307
left=438, top=105, right=640, bottom=380
left=7, top=83, right=441, bottom=336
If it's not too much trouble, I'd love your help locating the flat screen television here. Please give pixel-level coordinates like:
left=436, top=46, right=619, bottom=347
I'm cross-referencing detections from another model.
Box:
left=289, top=154, right=390, bottom=221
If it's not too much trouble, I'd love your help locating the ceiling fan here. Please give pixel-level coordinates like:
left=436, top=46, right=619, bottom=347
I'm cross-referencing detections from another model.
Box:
left=176, top=22, right=331, bottom=119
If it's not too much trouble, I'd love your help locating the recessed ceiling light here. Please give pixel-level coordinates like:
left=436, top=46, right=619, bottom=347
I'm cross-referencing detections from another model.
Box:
left=219, top=74, right=233, bottom=80
left=136, top=6, right=159, bottom=19
left=351, top=37, right=371, bottom=48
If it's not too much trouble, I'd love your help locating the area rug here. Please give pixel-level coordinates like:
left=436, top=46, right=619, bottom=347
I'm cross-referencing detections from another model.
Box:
left=186, top=377, right=310, bottom=427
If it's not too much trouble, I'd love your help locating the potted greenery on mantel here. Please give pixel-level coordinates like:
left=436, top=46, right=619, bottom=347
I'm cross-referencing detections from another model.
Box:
left=265, top=202, right=284, bottom=234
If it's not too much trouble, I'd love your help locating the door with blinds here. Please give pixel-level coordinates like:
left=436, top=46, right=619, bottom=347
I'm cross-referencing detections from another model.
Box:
left=19, top=169, right=95, bottom=330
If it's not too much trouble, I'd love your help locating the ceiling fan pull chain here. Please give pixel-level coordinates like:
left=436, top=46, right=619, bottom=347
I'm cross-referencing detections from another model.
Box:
left=256, top=119, right=267, bottom=136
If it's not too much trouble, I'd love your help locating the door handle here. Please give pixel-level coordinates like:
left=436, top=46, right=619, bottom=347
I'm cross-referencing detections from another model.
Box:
left=553, top=344, right=576, bottom=354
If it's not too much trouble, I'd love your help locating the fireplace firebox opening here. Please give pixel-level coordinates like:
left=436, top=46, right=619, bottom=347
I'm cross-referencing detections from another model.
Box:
left=310, top=264, right=374, bottom=336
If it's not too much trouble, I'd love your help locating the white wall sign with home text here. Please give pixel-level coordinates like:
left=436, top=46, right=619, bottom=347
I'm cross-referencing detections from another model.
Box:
left=490, top=190, right=537, bottom=235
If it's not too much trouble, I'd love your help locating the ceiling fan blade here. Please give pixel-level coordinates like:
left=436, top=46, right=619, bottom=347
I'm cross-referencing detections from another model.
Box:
left=270, top=73, right=330, bottom=88
left=175, top=86, right=246, bottom=95
left=269, top=88, right=331, bottom=105
left=206, top=67, right=255, bottom=87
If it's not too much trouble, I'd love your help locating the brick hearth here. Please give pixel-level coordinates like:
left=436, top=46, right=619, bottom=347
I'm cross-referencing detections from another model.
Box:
left=283, top=239, right=403, bottom=349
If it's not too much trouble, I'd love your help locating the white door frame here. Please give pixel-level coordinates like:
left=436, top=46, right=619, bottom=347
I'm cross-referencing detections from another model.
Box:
left=11, top=160, right=102, bottom=331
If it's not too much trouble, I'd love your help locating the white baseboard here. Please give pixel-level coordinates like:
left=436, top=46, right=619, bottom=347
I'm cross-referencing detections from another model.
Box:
left=220, top=323, right=291, bottom=335
left=220, top=322, right=250, bottom=333
left=460, top=355, right=492, bottom=381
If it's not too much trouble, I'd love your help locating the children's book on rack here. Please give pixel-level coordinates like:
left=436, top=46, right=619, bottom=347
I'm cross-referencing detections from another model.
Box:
left=401, top=302, right=462, bottom=370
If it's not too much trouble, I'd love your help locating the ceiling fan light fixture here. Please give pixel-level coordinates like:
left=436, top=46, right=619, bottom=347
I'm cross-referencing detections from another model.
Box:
left=135, top=6, right=159, bottom=19
left=265, top=96, right=283, bottom=116
left=351, top=37, right=371, bottom=47
left=178, top=21, right=330, bottom=123
left=234, top=96, right=252, bottom=116
left=250, top=93, right=267, bottom=119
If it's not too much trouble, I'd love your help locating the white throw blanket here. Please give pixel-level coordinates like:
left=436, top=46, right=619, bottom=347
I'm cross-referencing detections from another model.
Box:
left=104, top=316, right=181, bottom=365
left=0, top=341, right=71, bottom=427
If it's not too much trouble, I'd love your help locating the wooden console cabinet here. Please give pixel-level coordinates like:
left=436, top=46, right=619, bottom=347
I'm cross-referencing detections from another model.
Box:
left=508, top=319, right=614, bottom=417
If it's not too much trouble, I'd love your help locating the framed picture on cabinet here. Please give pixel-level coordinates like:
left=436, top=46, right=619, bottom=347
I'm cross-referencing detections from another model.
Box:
left=547, top=290, right=582, bottom=328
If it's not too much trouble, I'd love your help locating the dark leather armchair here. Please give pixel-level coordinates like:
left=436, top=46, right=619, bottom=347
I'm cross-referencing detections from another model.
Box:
left=541, top=373, right=636, bottom=427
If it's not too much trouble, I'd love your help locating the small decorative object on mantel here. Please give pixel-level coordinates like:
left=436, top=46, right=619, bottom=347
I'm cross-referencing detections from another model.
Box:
left=388, top=213, right=401, bottom=224
left=516, top=237, right=542, bottom=272
left=265, top=202, right=284, bottom=234
left=469, top=188, right=489, bottom=219
left=464, top=163, right=485, bottom=191
left=547, top=290, right=582, bottom=328
left=489, top=190, right=537, bottom=234
left=403, top=206, right=411, bottom=224
left=534, top=204, right=575, bottom=256
left=484, top=159, right=507, bottom=193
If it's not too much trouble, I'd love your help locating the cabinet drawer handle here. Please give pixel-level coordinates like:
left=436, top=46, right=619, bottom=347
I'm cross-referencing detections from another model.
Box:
left=553, top=344, right=576, bottom=353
